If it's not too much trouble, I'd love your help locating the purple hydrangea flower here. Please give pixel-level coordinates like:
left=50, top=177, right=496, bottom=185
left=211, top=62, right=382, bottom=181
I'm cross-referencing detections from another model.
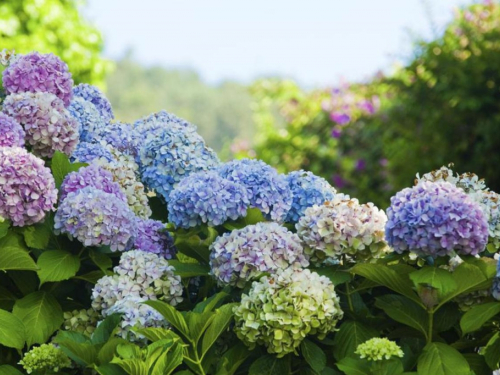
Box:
left=168, top=171, right=249, bottom=228
left=73, top=84, right=114, bottom=122
left=209, top=222, right=309, bottom=287
left=3, top=92, right=79, bottom=157
left=285, top=170, right=336, bottom=223
left=134, top=218, right=176, bottom=259
left=68, top=97, right=106, bottom=143
left=0, top=112, right=25, bottom=147
left=330, top=112, right=351, bottom=125
left=139, top=124, right=220, bottom=202
left=385, top=181, right=489, bottom=257
left=217, top=159, right=292, bottom=222
left=2, top=52, right=73, bottom=106
left=0, top=147, right=57, bottom=226
left=71, top=142, right=115, bottom=163
left=54, top=187, right=137, bottom=251
left=60, top=164, right=127, bottom=202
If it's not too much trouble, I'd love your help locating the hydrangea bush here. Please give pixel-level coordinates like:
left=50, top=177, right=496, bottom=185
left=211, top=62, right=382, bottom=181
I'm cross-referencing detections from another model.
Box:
left=2, top=50, right=500, bottom=375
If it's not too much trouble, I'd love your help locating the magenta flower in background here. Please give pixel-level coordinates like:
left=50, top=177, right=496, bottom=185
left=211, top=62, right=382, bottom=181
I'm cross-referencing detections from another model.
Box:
left=330, top=112, right=351, bottom=125
left=332, top=174, right=346, bottom=189
left=356, top=159, right=366, bottom=171
left=331, top=127, right=342, bottom=138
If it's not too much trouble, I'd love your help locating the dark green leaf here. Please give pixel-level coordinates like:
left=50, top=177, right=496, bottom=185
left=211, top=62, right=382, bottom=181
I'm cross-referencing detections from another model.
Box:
left=201, top=303, right=237, bottom=356
left=462, top=353, right=491, bottom=375
left=417, top=343, right=471, bottom=375
left=482, top=332, right=500, bottom=370
left=311, top=267, right=352, bottom=286
left=375, top=295, right=428, bottom=338
left=51, top=151, right=72, bottom=188
left=0, top=365, right=24, bottom=375
left=336, top=357, right=371, bottom=375
left=301, top=339, right=326, bottom=373
left=0, top=233, right=37, bottom=271
left=248, top=355, right=290, bottom=375
left=0, top=309, right=25, bottom=349
left=168, top=260, right=210, bottom=278
left=37, top=250, right=80, bottom=285
left=92, top=313, right=123, bottom=345
left=73, top=270, right=107, bottom=284
left=145, top=300, right=190, bottom=338
left=59, top=340, right=98, bottom=366
left=193, top=291, right=230, bottom=313
left=94, top=363, right=129, bottom=375
left=22, top=221, right=52, bottom=250
left=460, top=302, right=500, bottom=335
left=97, top=338, right=129, bottom=365
left=409, top=266, right=456, bottom=301
left=333, top=320, right=378, bottom=361
left=90, top=249, right=113, bottom=272
left=216, top=342, right=251, bottom=375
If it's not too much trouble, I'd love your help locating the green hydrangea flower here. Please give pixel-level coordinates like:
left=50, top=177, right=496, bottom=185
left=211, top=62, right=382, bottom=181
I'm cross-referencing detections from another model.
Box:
left=63, top=308, right=100, bottom=336
left=355, top=338, right=404, bottom=361
left=233, top=268, right=343, bottom=357
left=19, top=343, right=71, bottom=374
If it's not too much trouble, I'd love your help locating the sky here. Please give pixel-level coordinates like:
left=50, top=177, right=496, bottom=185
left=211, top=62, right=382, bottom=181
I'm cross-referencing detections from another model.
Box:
left=84, top=0, right=473, bottom=86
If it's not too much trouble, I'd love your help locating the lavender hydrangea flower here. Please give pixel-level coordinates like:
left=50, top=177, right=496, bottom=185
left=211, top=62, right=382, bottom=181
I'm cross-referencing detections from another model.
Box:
left=91, top=121, right=141, bottom=158
left=139, top=124, right=220, bottom=202
left=285, top=170, right=336, bottom=223
left=3, top=92, right=79, bottom=157
left=71, top=141, right=115, bottom=163
left=209, top=222, right=309, bottom=287
left=68, top=96, right=106, bottom=143
left=385, top=181, right=489, bottom=257
left=217, top=159, right=292, bottom=222
left=73, top=84, right=114, bottom=122
left=134, top=218, right=176, bottom=259
left=168, top=171, right=249, bottom=228
left=0, top=147, right=57, bottom=226
left=0, top=112, right=24, bottom=147
left=60, top=164, right=127, bottom=202
left=54, top=187, right=137, bottom=251
left=2, top=52, right=73, bottom=106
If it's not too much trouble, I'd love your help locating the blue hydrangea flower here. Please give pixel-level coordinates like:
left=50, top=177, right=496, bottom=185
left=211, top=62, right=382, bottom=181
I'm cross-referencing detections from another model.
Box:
left=139, top=124, right=220, bottom=202
left=73, top=84, right=114, bottom=122
left=91, top=121, right=141, bottom=159
left=60, top=164, right=127, bottom=202
left=71, top=141, right=116, bottom=163
left=68, top=96, right=106, bottom=142
left=134, top=110, right=194, bottom=136
left=0, top=112, right=25, bottom=147
left=209, top=222, right=309, bottom=287
left=217, top=159, right=292, bottom=222
left=168, top=171, right=249, bottom=228
left=134, top=218, right=176, bottom=259
left=54, top=187, right=137, bottom=251
left=386, top=181, right=489, bottom=257
left=285, top=170, right=336, bottom=223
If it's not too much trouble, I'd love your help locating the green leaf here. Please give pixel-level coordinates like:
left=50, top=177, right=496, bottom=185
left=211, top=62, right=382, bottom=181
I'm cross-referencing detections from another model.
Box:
left=185, top=311, right=215, bottom=344
left=460, top=302, right=500, bottom=335
left=0, top=284, right=17, bottom=310
left=0, top=365, right=24, bottom=375
left=92, top=313, right=123, bottom=345
left=0, top=233, right=38, bottom=271
left=224, top=208, right=266, bottom=229
left=248, top=355, right=290, bottom=375
left=375, top=295, right=428, bottom=338
left=90, top=249, right=113, bottom=273
left=59, top=340, right=98, bottom=366
left=175, top=235, right=211, bottom=265
left=168, top=260, right=210, bottom=278
left=133, top=327, right=179, bottom=343
left=311, top=267, right=352, bottom=285
left=193, top=291, right=230, bottom=313
left=216, top=342, right=251, bottom=375
left=73, top=270, right=107, bottom=284
left=0, top=219, right=11, bottom=240
left=372, top=358, right=405, bottom=375
left=37, top=250, right=80, bottom=285
left=152, top=341, right=184, bottom=375
left=22, top=221, right=52, bottom=250
left=301, top=339, right=326, bottom=373
left=111, top=358, right=149, bottom=375
left=201, top=303, right=236, bottom=356
left=9, top=270, right=38, bottom=295
left=433, top=303, right=461, bottom=333
left=145, top=300, right=190, bottom=338
left=97, top=338, right=129, bottom=365
left=409, top=266, right=456, bottom=301
left=333, top=320, right=378, bottom=361
left=351, top=263, right=422, bottom=306
left=482, top=332, right=500, bottom=370
left=13, top=291, right=63, bottom=347
left=336, top=357, right=371, bottom=375
left=0, top=309, right=25, bottom=349
left=51, top=151, right=72, bottom=188
left=417, top=343, right=471, bottom=375
left=55, top=330, right=90, bottom=344
left=462, top=353, right=491, bottom=375
left=94, top=363, right=129, bottom=375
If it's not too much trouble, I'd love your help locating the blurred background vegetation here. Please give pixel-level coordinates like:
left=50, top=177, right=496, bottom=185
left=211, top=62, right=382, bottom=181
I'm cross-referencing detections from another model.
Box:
left=2, top=0, right=500, bottom=207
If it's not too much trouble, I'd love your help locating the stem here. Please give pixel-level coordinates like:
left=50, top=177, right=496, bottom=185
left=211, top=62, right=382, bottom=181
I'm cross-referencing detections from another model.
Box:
left=189, top=339, right=207, bottom=375
left=346, top=282, right=354, bottom=312
left=427, top=310, right=434, bottom=344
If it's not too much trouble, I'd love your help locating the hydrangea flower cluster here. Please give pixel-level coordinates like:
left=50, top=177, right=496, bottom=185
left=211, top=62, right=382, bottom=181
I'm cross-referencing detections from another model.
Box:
left=355, top=338, right=404, bottom=361
left=68, top=96, right=106, bottom=142
left=54, top=187, right=137, bottom=251
left=91, top=250, right=183, bottom=339
left=0, top=147, right=57, bottom=226
left=418, top=165, right=500, bottom=247
left=139, top=124, right=220, bottom=202
left=233, top=268, right=343, bottom=356
left=0, top=112, right=25, bottom=147
left=92, top=121, right=141, bottom=158
left=284, top=170, right=336, bottom=223
left=71, top=141, right=116, bottom=163
left=3, top=92, right=79, bottom=157
left=169, top=171, right=249, bottom=228
left=385, top=181, right=489, bottom=257
left=134, top=110, right=194, bottom=142
left=296, top=196, right=388, bottom=265
left=210, top=222, right=308, bottom=287
left=2, top=52, right=73, bottom=106
left=134, top=218, right=176, bottom=259
left=60, top=164, right=127, bottom=202
left=217, top=159, right=292, bottom=222
left=63, top=308, right=100, bottom=336
left=73, top=83, right=114, bottom=122
left=19, top=343, right=71, bottom=374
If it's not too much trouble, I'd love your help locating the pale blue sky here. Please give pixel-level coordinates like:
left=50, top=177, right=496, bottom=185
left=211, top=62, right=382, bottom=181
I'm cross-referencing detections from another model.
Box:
left=85, top=0, right=473, bottom=86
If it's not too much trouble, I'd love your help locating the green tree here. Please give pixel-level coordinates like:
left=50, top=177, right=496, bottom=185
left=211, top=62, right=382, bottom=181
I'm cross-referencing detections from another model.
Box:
left=0, top=0, right=112, bottom=87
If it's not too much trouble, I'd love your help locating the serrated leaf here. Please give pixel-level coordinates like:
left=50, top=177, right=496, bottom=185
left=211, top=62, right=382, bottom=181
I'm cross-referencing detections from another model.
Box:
left=0, top=233, right=37, bottom=271
left=168, top=260, right=210, bottom=278
left=301, top=339, right=326, bottom=373
left=248, top=355, right=290, bottom=375
left=460, top=302, right=500, bottom=335
left=145, top=300, right=190, bottom=339
left=417, top=343, right=471, bottom=375
left=13, top=291, right=63, bottom=347
left=0, top=309, right=25, bottom=349
left=333, top=320, right=378, bottom=361
left=201, top=303, right=236, bottom=356
left=51, top=151, right=72, bottom=188
left=375, top=295, right=428, bottom=338
left=37, top=250, right=80, bottom=285
left=0, top=365, right=24, bottom=375
left=92, top=313, right=123, bottom=345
